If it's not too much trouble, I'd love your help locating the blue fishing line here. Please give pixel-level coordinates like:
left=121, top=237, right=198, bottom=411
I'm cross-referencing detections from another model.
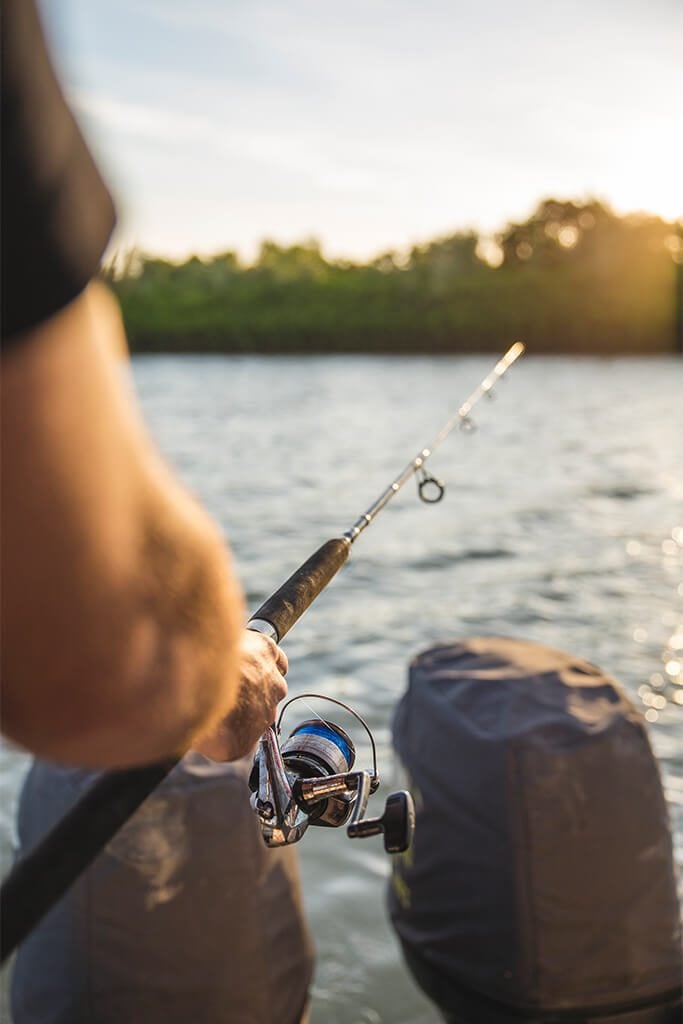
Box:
left=294, top=723, right=352, bottom=766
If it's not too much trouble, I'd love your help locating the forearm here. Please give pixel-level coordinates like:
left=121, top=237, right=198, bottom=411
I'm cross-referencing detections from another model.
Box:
left=2, top=523, right=243, bottom=768
left=108, top=476, right=246, bottom=767
left=1, top=284, right=244, bottom=767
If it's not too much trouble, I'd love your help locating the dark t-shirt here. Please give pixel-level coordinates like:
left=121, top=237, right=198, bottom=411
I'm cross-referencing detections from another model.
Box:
left=1, top=0, right=116, bottom=346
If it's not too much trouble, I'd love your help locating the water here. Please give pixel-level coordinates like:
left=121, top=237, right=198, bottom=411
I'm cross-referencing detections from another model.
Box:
left=1, top=354, right=681, bottom=1023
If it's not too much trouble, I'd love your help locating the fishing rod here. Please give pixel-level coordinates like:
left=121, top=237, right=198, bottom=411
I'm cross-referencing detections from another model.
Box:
left=0, top=342, right=524, bottom=963
left=249, top=341, right=524, bottom=643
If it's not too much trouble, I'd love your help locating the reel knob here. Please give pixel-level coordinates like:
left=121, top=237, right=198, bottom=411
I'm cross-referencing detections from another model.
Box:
left=347, top=790, right=415, bottom=854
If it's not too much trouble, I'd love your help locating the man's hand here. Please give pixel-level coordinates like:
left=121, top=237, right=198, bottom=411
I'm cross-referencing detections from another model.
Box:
left=193, top=629, right=288, bottom=761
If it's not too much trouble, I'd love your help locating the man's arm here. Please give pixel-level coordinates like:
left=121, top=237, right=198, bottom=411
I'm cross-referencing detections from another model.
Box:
left=1, top=283, right=284, bottom=767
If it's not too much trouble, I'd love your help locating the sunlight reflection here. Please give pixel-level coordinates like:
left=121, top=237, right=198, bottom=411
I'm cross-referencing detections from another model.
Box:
left=664, top=235, right=683, bottom=263
left=475, top=238, right=504, bottom=268
left=558, top=225, right=579, bottom=248
left=635, top=524, right=682, bottom=719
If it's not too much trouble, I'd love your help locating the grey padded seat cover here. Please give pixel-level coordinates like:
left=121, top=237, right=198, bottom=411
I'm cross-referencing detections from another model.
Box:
left=12, top=753, right=314, bottom=1024
left=389, top=637, right=682, bottom=1015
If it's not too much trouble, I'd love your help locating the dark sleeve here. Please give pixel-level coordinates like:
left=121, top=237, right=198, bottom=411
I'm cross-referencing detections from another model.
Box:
left=1, top=0, right=116, bottom=347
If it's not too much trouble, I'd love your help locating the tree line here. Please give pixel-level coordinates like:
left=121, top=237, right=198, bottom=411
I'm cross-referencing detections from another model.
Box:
left=108, top=199, right=682, bottom=355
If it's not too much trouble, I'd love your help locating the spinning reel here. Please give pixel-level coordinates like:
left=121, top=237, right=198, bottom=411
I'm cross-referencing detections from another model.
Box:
left=248, top=695, right=415, bottom=853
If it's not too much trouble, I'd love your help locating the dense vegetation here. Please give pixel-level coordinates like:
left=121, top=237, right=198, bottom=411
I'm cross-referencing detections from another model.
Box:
left=109, top=200, right=682, bottom=355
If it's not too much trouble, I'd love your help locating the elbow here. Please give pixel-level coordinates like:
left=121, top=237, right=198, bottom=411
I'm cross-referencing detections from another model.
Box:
left=1, top=555, right=244, bottom=769
left=1, top=632, right=238, bottom=770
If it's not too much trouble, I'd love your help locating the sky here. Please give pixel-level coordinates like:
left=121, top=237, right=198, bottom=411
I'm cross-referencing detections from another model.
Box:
left=41, top=0, right=683, bottom=263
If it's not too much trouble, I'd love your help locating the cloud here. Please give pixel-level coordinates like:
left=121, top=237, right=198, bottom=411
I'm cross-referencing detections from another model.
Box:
left=68, top=87, right=383, bottom=196
left=61, top=0, right=682, bottom=258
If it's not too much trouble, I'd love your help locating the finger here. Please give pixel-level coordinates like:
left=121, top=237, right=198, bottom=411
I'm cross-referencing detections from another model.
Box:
left=271, top=672, right=288, bottom=705
left=260, top=633, right=288, bottom=675
left=275, top=647, right=288, bottom=675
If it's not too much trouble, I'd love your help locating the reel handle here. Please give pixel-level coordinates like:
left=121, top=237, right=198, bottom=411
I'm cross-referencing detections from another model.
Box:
left=347, top=790, right=415, bottom=854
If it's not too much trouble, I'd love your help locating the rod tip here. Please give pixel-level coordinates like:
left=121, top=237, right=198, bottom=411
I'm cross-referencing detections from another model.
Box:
left=507, top=341, right=525, bottom=361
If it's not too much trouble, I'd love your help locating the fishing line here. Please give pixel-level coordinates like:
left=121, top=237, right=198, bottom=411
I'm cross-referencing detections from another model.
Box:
left=297, top=698, right=331, bottom=731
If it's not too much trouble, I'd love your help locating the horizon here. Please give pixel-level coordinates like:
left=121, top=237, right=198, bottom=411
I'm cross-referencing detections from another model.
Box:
left=42, top=0, right=683, bottom=263
left=107, top=195, right=680, bottom=269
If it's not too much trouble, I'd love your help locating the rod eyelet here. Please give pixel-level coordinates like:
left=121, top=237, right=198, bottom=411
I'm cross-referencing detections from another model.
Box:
left=417, top=470, right=445, bottom=503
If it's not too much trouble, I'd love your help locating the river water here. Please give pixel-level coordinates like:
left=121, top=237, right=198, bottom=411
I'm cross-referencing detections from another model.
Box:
left=1, top=354, right=682, bottom=1023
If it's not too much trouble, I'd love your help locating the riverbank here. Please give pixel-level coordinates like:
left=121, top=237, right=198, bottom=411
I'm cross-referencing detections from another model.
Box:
left=110, top=200, right=682, bottom=356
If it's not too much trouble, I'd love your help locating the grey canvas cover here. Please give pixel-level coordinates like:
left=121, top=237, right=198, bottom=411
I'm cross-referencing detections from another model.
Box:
left=11, top=753, right=314, bottom=1024
left=389, top=637, right=682, bottom=1015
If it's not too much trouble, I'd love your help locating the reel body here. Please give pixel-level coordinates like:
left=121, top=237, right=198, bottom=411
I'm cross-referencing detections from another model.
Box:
left=281, top=720, right=358, bottom=827
left=249, top=697, right=415, bottom=854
